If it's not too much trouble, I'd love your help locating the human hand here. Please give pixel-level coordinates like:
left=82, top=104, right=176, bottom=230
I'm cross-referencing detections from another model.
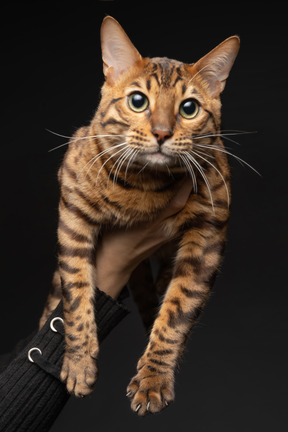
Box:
left=95, top=180, right=193, bottom=299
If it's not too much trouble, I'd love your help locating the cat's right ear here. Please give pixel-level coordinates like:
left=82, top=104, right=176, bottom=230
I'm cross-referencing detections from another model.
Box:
left=101, top=16, right=142, bottom=84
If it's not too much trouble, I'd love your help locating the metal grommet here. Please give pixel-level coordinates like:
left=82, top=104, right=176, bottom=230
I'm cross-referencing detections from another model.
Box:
left=50, top=317, right=64, bottom=333
left=28, top=347, right=42, bottom=363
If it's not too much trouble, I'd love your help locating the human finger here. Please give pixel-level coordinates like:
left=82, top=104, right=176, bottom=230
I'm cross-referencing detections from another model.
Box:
left=157, top=179, right=193, bottom=220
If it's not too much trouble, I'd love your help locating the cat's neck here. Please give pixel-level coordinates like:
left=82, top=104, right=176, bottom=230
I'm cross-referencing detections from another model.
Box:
left=125, top=165, right=184, bottom=191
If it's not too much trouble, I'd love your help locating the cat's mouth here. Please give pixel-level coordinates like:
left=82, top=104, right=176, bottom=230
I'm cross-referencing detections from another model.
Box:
left=141, top=148, right=178, bottom=167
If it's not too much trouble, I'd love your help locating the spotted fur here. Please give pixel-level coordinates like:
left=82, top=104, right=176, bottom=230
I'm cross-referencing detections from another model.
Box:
left=40, top=17, right=239, bottom=414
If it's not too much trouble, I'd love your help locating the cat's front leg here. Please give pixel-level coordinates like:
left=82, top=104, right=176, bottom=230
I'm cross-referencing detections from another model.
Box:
left=127, top=214, right=228, bottom=415
left=57, top=198, right=100, bottom=397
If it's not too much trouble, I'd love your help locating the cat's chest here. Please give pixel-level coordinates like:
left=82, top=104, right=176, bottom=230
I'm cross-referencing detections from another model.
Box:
left=63, top=151, right=182, bottom=226
left=97, top=183, right=176, bottom=225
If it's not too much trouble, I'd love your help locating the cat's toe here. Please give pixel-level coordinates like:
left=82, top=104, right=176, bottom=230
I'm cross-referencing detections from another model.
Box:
left=126, top=368, right=174, bottom=416
left=61, top=354, right=98, bottom=397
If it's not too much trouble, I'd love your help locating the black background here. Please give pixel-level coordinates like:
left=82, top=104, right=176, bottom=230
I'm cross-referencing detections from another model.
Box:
left=1, top=2, right=287, bottom=431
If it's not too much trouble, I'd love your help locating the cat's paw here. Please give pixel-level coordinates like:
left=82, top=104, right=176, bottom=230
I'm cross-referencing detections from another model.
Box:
left=60, top=346, right=98, bottom=397
left=126, top=364, right=175, bottom=416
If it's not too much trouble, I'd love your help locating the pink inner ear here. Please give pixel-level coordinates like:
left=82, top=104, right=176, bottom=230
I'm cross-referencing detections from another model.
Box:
left=192, top=36, right=240, bottom=97
left=101, top=16, right=142, bottom=83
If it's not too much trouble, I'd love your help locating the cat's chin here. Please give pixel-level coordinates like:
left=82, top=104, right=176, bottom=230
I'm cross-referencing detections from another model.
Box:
left=140, top=151, right=177, bottom=168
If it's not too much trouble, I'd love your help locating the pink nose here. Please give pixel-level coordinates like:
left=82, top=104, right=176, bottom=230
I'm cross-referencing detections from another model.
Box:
left=152, top=128, right=173, bottom=145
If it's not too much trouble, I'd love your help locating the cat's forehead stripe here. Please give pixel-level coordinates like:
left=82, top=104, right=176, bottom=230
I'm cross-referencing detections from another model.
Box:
left=134, top=58, right=179, bottom=89
left=127, top=59, right=202, bottom=96
left=129, top=81, right=142, bottom=88
left=148, top=58, right=184, bottom=89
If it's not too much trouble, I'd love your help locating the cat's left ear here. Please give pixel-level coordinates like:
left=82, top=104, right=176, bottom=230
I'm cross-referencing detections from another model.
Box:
left=101, top=16, right=142, bottom=84
left=191, top=36, right=240, bottom=97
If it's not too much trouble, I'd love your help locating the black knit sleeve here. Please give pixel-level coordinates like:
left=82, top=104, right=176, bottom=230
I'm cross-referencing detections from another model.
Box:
left=0, top=288, right=129, bottom=432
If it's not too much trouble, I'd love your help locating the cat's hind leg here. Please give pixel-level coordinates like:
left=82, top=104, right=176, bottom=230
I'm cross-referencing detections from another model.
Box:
left=129, top=245, right=176, bottom=334
left=129, top=259, right=159, bottom=334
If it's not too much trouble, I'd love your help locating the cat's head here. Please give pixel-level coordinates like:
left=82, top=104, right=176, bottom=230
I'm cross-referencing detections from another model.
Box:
left=94, top=16, right=239, bottom=173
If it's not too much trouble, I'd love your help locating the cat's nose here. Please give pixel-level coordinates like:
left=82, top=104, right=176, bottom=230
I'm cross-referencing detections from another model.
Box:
left=152, top=128, right=173, bottom=145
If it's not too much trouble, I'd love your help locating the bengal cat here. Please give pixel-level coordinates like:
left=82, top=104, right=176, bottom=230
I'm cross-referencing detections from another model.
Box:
left=40, top=16, right=240, bottom=415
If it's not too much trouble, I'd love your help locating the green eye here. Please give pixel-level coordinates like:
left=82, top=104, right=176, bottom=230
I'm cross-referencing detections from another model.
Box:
left=128, top=92, right=149, bottom=113
left=179, top=99, right=199, bottom=119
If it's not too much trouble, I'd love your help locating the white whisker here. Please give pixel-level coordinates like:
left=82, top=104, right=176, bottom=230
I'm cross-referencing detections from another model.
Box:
left=178, top=153, right=197, bottom=193
left=77, top=141, right=128, bottom=180
left=46, top=128, right=125, bottom=140
left=220, top=135, right=241, bottom=146
left=194, top=149, right=216, bottom=160
left=184, top=151, right=215, bottom=213
left=95, top=145, right=129, bottom=187
left=193, top=130, right=257, bottom=147
left=194, top=131, right=256, bottom=140
left=46, top=128, right=125, bottom=152
left=137, top=160, right=150, bottom=176
left=113, top=147, right=134, bottom=186
left=194, top=133, right=241, bottom=146
left=48, top=140, right=71, bottom=152
left=125, top=148, right=139, bottom=181
left=107, top=150, right=125, bottom=186
left=191, top=150, right=230, bottom=207
left=193, top=143, right=261, bottom=176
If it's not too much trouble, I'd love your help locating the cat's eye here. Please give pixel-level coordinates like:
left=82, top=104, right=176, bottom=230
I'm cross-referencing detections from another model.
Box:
left=128, top=92, right=149, bottom=113
left=179, top=99, right=199, bottom=119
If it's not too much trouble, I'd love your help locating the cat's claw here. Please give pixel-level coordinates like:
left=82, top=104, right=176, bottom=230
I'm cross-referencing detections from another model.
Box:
left=135, top=403, right=141, bottom=413
left=127, top=364, right=175, bottom=416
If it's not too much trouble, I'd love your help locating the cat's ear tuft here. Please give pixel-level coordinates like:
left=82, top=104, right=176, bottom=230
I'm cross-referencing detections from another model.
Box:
left=101, top=16, right=142, bottom=84
left=192, top=36, right=240, bottom=97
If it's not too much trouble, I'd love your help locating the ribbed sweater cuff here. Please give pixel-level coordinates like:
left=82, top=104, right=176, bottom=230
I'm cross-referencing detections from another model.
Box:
left=0, top=288, right=129, bottom=432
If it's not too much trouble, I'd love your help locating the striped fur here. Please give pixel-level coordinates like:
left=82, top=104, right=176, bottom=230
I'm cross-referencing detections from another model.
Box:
left=40, top=17, right=239, bottom=414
